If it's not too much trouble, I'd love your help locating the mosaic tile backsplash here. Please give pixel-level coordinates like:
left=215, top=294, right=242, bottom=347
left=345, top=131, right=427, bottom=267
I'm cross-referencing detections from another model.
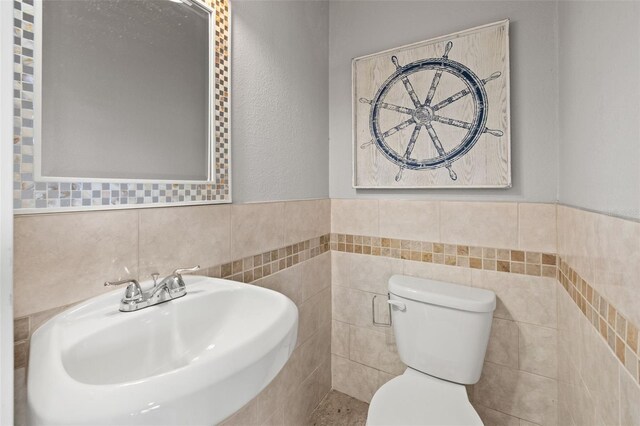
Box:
left=12, top=0, right=231, bottom=212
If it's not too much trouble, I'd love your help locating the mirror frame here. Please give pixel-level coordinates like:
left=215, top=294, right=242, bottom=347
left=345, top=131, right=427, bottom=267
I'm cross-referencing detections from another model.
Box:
left=13, top=0, right=231, bottom=214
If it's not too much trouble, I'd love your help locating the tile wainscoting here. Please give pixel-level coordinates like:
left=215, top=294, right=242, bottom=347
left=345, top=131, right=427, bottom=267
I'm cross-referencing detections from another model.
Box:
left=330, top=250, right=559, bottom=426
left=557, top=205, right=640, bottom=426
left=330, top=200, right=560, bottom=425
left=13, top=200, right=332, bottom=426
left=329, top=200, right=640, bottom=426
left=12, top=199, right=640, bottom=425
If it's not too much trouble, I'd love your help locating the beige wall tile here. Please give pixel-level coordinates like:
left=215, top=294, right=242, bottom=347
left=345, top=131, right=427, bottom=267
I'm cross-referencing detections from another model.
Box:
left=316, top=199, right=332, bottom=236
left=300, top=323, right=331, bottom=381
left=284, top=369, right=322, bottom=426
left=579, top=315, right=620, bottom=426
left=471, top=270, right=557, bottom=328
left=260, top=408, right=284, bottom=426
left=377, top=369, right=398, bottom=389
left=13, top=341, right=27, bottom=370
left=284, top=199, right=329, bottom=246
left=474, top=362, right=557, bottom=425
left=559, top=205, right=640, bottom=324
left=348, top=253, right=403, bottom=294
left=253, top=262, right=302, bottom=306
left=316, top=353, right=332, bottom=400
left=555, top=205, right=569, bottom=260
left=332, top=320, right=349, bottom=358
left=14, top=210, right=138, bottom=317
left=14, top=368, right=26, bottom=426
left=300, top=252, right=331, bottom=302
left=620, top=366, right=640, bottom=426
left=231, top=202, right=285, bottom=260
left=378, top=200, right=440, bottom=241
left=13, top=317, right=28, bottom=342
left=331, top=199, right=379, bottom=236
left=297, top=287, right=331, bottom=347
left=557, top=206, right=598, bottom=286
left=440, top=202, right=518, bottom=249
left=331, top=251, right=350, bottom=287
left=256, top=367, right=288, bottom=424
left=220, top=398, right=258, bottom=426
left=557, top=400, right=576, bottom=426
left=349, top=325, right=405, bottom=375
left=332, top=354, right=380, bottom=403
left=518, top=323, right=557, bottom=379
left=257, top=340, right=310, bottom=424
left=557, top=347, right=581, bottom=393
left=485, top=318, right=519, bottom=369
left=474, top=404, right=520, bottom=426
left=593, top=212, right=640, bottom=326
left=518, top=203, right=557, bottom=253
left=558, top=374, right=595, bottom=426
left=139, top=205, right=231, bottom=277
left=402, top=260, right=473, bottom=286
left=332, top=285, right=391, bottom=334
left=557, top=290, right=583, bottom=372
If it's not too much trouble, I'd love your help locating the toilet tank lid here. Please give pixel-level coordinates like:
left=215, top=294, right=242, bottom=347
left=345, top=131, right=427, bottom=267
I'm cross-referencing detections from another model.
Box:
left=388, top=275, right=496, bottom=313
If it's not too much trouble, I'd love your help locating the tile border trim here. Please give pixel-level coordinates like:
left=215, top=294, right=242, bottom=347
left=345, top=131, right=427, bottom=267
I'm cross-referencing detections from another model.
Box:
left=329, top=233, right=557, bottom=278
left=558, top=257, right=640, bottom=386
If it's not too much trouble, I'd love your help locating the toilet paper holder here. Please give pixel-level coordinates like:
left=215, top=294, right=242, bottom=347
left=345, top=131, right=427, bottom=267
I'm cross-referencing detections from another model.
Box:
left=372, top=293, right=392, bottom=327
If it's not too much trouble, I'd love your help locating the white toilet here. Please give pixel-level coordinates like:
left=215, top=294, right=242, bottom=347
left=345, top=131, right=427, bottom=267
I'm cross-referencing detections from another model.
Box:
left=367, top=275, right=496, bottom=426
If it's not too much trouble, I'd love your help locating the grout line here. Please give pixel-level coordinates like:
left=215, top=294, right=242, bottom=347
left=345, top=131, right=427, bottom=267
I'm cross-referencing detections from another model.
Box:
left=483, top=360, right=556, bottom=382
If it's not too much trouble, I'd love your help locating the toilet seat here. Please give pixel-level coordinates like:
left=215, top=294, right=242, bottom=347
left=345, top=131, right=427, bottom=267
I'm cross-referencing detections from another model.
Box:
left=366, top=368, right=482, bottom=426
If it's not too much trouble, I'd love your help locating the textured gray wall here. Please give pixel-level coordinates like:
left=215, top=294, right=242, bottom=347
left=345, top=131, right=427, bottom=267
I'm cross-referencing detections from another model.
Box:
left=329, top=1, right=559, bottom=201
left=558, top=1, right=640, bottom=220
left=231, top=0, right=330, bottom=203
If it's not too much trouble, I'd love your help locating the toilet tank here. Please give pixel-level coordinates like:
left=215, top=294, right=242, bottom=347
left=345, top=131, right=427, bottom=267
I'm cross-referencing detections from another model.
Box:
left=388, top=275, right=496, bottom=385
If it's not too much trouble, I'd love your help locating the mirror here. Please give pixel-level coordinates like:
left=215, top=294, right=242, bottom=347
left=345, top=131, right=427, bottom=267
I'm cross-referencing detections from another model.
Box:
left=36, top=0, right=213, bottom=182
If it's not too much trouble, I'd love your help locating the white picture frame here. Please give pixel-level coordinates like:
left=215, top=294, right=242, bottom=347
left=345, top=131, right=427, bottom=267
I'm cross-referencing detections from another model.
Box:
left=352, top=20, right=511, bottom=189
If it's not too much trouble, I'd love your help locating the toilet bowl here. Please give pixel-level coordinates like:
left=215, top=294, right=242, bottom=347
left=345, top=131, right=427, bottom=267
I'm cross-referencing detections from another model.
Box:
left=367, top=275, right=496, bottom=425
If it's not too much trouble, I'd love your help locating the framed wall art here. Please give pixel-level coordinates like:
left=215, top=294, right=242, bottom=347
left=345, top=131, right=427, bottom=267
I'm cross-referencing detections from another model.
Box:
left=353, top=20, right=510, bottom=188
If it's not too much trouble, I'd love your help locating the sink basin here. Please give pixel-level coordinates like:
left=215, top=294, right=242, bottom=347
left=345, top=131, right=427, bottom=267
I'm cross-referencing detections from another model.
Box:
left=27, top=276, right=298, bottom=425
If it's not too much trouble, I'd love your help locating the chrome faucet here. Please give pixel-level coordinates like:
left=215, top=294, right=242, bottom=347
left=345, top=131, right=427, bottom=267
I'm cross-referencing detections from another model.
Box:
left=104, top=265, right=200, bottom=312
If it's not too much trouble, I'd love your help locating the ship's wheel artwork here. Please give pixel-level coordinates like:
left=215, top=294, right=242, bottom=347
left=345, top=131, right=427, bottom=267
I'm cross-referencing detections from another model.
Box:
left=353, top=20, right=511, bottom=188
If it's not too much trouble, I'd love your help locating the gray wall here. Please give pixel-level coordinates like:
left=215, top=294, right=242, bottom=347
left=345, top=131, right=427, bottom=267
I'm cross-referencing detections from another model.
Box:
left=231, top=0, right=330, bottom=203
left=558, top=1, right=640, bottom=220
left=329, top=1, right=559, bottom=201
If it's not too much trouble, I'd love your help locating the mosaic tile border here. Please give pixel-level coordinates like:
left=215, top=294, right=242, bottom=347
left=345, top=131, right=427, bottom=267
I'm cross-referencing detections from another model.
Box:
left=329, top=233, right=558, bottom=278
left=558, top=258, right=640, bottom=387
left=12, top=0, right=231, bottom=212
left=13, top=234, right=331, bottom=369
left=212, top=235, right=331, bottom=283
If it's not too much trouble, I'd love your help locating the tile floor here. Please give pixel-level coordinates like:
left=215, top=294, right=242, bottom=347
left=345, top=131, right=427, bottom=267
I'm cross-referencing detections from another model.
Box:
left=308, top=390, right=369, bottom=426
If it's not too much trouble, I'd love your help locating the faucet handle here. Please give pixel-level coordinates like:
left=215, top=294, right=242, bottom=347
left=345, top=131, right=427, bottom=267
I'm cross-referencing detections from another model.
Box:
left=173, top=265, right=200, bottom=276
left=104, top=278, right=143, bottom=303
left=104, top=278, right=140, bottom=288
left=151, top=272, right=160, bottom=286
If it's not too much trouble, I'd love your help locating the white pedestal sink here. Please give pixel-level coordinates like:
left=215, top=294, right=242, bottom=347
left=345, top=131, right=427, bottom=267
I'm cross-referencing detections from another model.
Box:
left=27, top=276, right=298, bottom=425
